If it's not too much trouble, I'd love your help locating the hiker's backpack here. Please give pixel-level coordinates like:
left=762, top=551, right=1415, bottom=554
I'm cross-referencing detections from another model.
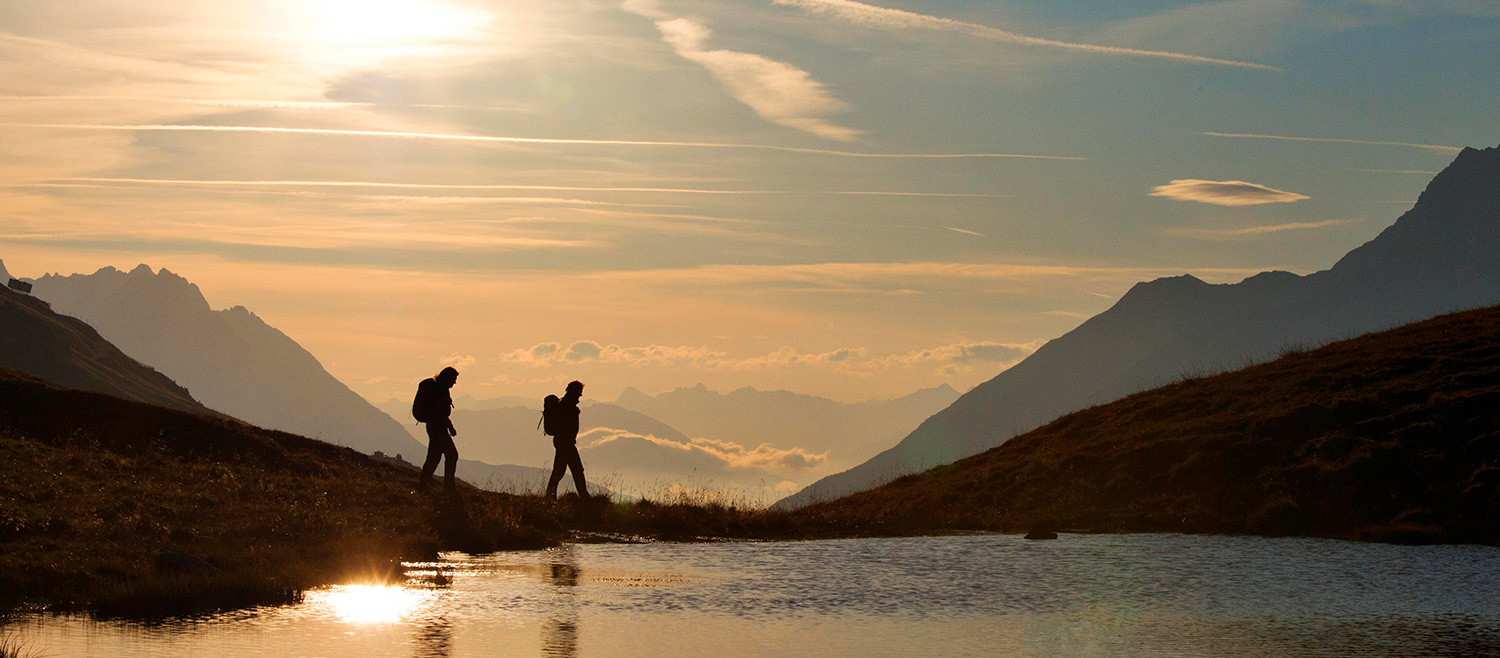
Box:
left=411, top=379, right=438, bottom=423
left=538, top=394, right=561, bottom=435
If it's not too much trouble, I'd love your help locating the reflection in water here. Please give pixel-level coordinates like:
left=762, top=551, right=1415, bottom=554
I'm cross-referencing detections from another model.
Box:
left=543, top=547, right=581, bottom=658
left=316, top=585, right=430, bottom=624
left=413, top=616, right=453, bottom=658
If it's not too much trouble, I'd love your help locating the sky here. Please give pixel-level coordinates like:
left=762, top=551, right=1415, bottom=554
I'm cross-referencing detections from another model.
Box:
left=2, top=0, right=1497, bottom=404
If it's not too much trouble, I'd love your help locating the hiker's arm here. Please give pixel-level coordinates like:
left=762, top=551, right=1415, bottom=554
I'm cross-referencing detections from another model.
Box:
left=448, top=419, right=458, bottom=436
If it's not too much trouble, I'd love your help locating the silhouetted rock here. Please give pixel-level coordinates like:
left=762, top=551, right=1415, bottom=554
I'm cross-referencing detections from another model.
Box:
left=1023, top=530, right=1058, bottom=540
left=780, top=144, right=1500, bottom=509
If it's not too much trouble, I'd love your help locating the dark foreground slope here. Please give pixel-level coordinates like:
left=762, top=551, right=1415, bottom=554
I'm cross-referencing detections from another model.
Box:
left=0, top=369, right=558, bottom=616
left=804, top=305, right=1500, bottom=544
left=0, top=286, right=208, bottom=415
left=782, top=143, right=1500, bottom=508
left=0, top=370, right=812, bottom=616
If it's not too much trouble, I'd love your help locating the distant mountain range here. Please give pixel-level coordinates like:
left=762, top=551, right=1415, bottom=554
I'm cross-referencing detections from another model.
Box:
left=29, top=265, right=426, bottom=458
left=373, top=384, right=959, bottom=500
left=612, top=383, right=960, bottom=470
left=780, top=143, right=1500, bottom=509
left=0, top=284, right=210, bottom=415
left=806, top=303, right=1500, bottom=545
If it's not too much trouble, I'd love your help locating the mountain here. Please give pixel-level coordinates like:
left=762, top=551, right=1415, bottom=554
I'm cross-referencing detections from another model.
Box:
left=0, top=285, right=210, bottom=415
left=804, top=304, right=1500, bottom=545
left=780, top=143, right=1500, bottom=508
left=29, top=265, right=426, bottom=458
left=611, top=383, right=961, bottom=469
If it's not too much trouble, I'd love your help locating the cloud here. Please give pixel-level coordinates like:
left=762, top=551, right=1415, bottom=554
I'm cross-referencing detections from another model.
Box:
left=498, top=337, right=1041, bottom=376
left=622, top=3, right=860, bottom=140
left=1149, top=179, right=1309, bottom=206
left=877, top=339, right=1043, bottom=374
left=3, top=122, right=1080, bottom=159
left=581, top=427, right=828, bottom=472
left=41, top=176, right=1019, bottom=197
left=1199, top=132, right=1463, bottom=153
left=1165, top=218, right=1360, bottom=239
left=774, top=0, right=1278, bottom=70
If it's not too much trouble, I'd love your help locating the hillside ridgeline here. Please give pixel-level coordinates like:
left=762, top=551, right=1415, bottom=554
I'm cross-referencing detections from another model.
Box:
left=0, top=370, right=808, bottom=617
left=0, top=286, right=209, bottom=415
left=803, top=305, right=1500, bottom=544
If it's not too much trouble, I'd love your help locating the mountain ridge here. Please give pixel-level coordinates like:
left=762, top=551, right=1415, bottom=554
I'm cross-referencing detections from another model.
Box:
left=802, top=303, right=1500, bottom=544
left=0, top=286, right=211, bottom=415
left=779, top=142, right=1500, bottom=509
left=30, top=264, right=428, bottom=458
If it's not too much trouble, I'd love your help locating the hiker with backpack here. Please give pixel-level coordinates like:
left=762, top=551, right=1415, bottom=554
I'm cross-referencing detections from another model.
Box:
left=412, top=366, right=460, bottom=492
left=542, top=380, right=589, bottom=500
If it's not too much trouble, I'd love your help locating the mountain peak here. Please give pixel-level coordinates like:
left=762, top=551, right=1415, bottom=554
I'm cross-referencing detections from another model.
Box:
left=1112, top=274, right=1211, bottom=309
left=1329, top=143, right=1500, bottom=280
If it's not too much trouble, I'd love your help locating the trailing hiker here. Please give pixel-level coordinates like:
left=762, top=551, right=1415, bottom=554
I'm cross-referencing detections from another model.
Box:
left=413, top=366, right=460, bottom=492
left=542, top=380, right=589, bottom=500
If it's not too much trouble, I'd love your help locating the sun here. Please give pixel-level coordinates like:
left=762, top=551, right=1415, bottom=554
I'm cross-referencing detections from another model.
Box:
left=298, top=0, right=494, bottom=62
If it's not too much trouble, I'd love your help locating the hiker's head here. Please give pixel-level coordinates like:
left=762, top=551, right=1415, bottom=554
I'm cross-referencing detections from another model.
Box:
left=436, top=366, right=459, bottom=387
left=566, top=380, right=584, bottom=396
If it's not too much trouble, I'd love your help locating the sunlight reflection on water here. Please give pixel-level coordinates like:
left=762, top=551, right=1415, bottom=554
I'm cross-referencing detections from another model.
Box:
left=9, top=534, right=1500, bottom=657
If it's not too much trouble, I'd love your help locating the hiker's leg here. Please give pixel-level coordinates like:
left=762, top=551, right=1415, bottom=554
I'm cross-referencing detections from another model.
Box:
left=565, top=445, right=588, bottom=498
left=441, top=436, right=459, bottom=490
left=546, top=445, right=567, bottom=498
left=419, top=423, right=445, bottom=484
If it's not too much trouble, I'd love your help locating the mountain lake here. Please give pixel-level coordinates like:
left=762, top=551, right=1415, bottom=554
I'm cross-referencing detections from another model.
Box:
left=7, top=533, right=1499, bottom=657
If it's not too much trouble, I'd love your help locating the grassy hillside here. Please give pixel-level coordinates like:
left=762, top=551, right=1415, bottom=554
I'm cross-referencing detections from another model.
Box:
left=0, top=370, right=806, bottom=617
left=803, top=305, right=1500, bottom=545
left=0, top=287, right=208, bottom=415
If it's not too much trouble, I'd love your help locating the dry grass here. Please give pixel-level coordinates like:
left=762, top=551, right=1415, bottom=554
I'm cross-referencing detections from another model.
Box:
left=0, top=370, right=843, bottom=618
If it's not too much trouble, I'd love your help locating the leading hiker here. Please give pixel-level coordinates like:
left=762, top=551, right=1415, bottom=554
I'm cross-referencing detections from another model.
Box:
left=544, top=380, right=589, bottom=500
left=413, top=366, right=461, bottom=492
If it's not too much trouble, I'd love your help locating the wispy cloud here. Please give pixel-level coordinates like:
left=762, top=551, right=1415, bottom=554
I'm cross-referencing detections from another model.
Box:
left=1165, top=218, right=1360, bottom=239
left=623, top=0, right=859, bottom=140
left=500, top=337, right=1040, bottom=376
left=3, top=123, right=1080, bottom=159
left=1200, top=132, right=1463, bottom=153
left=774, top=0, right=1279, bottom=70
left=1351, top=168, right=1440, bottom=175
left=31, top=176, right=1011, bottom=198
left=1150, top=179, right=1308, bottom=206
left=0, top=95, right=533, bottom=113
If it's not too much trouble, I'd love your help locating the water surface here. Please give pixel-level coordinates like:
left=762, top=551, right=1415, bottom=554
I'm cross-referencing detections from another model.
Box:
left=10, top=534, right=1500, bottom=657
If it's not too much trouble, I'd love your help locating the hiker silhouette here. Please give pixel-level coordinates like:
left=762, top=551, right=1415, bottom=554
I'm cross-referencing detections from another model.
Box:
left=544, top=380, right=588, bottom=499
left=414, top=366, right=460, bottom=491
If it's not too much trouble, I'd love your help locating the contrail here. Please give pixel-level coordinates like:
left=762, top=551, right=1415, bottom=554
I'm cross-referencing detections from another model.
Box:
left=775, top=0, right=1280, bottom=71
left=944, top=226, right=988, bottom=237
left=1200, top=132, right=1463, bottom=153
left=41, top=177, right=1013, bottom=197
left=4, top=123, right=1086, bottom=160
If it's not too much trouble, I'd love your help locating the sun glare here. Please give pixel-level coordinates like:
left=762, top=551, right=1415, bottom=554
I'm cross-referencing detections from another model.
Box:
left=299, top=0, right=493, bottom=62
left=313, top=584, right=432, bottom=624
